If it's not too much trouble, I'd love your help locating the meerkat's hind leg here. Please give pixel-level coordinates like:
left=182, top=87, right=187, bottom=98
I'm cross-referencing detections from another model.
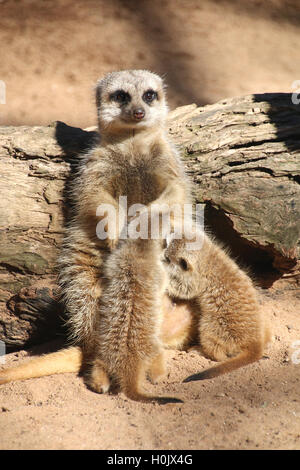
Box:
left=147, top=350, right=166, bottom=384
left=122, top=358, right=183, bottom=404
left=85, top=358, right=111, bottom=394
left=199, top=339, right=239, bottom=362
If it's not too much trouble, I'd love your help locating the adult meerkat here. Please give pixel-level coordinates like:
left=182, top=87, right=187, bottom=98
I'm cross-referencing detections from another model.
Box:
left=87, top=238, right=182, bottom=403
left=0, top=70, right=192, bottom=386
left=59, top=69, right=191, bottom=356
left=163, top=231, right=271, bottom=381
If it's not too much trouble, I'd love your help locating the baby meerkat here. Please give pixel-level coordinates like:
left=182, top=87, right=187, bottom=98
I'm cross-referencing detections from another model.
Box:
left=0, top=70, right=192, bottom=387
left=163, top=231, right=271, bottom=381
left=88, top=238, right=182, bottom=403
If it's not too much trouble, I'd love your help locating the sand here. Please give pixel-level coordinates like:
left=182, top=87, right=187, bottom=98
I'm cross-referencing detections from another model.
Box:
left=0, top=0, right=299, bottom=451
left=1, top=287, right=299, bottom=450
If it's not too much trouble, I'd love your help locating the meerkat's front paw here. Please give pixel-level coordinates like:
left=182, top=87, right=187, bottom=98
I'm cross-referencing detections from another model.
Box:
left=187, top=345, right=203, bottom=355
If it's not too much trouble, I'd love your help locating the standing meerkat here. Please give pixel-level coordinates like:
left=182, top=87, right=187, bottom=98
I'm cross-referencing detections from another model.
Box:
left=58, top=69, right=191, bottom=357
left=163, top=231, right=271, bottom=381
left=87, top=238, right=182, bottom=403
left=0, top=70, right=192, bottom=386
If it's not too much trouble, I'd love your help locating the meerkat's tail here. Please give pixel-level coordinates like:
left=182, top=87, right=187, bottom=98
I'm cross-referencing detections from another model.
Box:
left=183, top=342, right=263, bottom=382
left=0, top=346, right=82, bottom=385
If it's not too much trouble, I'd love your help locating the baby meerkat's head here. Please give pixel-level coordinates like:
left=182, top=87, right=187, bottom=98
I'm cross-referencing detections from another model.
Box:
left=162, top=236, right=200, bottom=300
left=95, top=70, right=168, bottom=133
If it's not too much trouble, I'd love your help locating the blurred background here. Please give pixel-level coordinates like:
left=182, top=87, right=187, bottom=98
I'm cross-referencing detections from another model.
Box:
left=0, top=0, right=300, bottom=128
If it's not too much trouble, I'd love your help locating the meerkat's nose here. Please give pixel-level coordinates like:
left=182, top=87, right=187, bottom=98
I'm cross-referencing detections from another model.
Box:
left=132, top=108, right=145, bottom=121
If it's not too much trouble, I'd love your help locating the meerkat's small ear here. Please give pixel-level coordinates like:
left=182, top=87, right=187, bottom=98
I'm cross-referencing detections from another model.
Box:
left=165, top=232, right=176, bottom=247
left=95, top=79, right=105, bottom=110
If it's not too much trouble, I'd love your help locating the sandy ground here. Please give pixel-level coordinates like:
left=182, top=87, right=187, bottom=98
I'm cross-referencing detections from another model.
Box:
left=1, top=287, right=299, bottom=450
left=0, top=0, right=300, bottom=451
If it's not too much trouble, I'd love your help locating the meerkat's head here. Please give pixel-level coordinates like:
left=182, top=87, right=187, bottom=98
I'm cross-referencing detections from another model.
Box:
left=162, top=236, right=200, bottom=300
left=95, top=70, right=168, bottom=134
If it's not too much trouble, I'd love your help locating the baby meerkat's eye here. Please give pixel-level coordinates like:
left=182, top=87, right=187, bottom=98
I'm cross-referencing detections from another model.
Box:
left=142, top=89, right=158, bottom=104
left=179, top=258, right=189, bottom=271
left=110, top=90, right=131, bottom=104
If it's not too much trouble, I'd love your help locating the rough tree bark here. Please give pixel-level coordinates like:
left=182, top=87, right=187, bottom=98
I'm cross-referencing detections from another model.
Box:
left=0, top=93, right=299, bottom=350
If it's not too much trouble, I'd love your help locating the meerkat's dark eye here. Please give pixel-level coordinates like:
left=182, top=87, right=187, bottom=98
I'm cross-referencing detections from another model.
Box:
left=142, top=89, right=158, bottom=104
left=179, top=258, right=188, bottom=271
left=110, top=90, right=131, bottom=104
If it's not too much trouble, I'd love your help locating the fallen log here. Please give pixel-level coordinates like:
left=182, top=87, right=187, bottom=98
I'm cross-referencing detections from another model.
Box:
left=1, top=93, right=299, bottom=350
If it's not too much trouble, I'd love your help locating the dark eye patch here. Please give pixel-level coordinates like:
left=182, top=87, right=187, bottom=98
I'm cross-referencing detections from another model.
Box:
left=179, top=258, right=188, bottom=271
left=110, top=89, right=131, bottom=104
left=142, top=89, right=158, bottom=104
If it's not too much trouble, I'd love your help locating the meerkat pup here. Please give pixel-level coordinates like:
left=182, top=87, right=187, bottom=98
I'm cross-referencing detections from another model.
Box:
left=0, top=70, right=192, bottom=386
left=163, top=230, right=271, bottom=381
left=88, top=238, right=182, bottom=403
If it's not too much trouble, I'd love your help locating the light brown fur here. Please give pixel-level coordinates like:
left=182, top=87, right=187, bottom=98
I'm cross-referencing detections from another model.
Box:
left=0, top=347, right=83, bottom=384
left=0, top=300, right=194, bottom=385
left=87, top=238, right=183, bottom=403
left=163, top=231, right=271, bottom=381
left=58, top=70, right=191, bottom=358
left=0, top=70, right=192, bottom=392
